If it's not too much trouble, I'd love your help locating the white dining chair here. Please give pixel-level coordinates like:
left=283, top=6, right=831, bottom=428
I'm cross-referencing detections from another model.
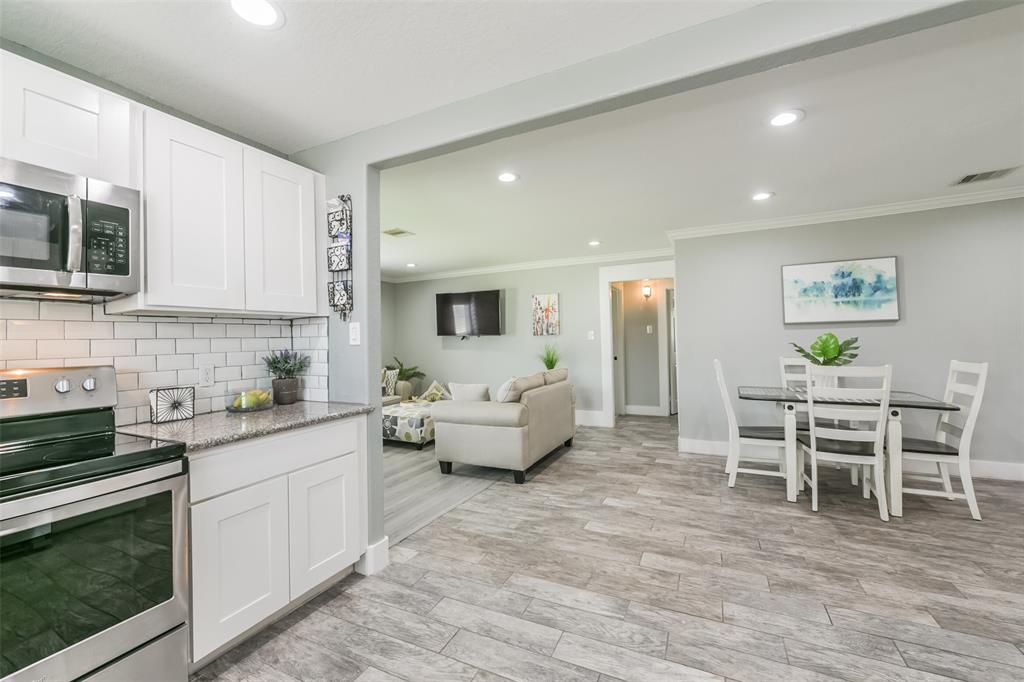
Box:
left=798, top=364, right=892, bottom=521
left=714, top=359, right=787, bottom=488
left=895, top=361, right=988, bottom=521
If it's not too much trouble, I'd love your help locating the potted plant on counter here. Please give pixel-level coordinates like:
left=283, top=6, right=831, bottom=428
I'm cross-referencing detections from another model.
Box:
left=263, top=350, right=311, bottom=405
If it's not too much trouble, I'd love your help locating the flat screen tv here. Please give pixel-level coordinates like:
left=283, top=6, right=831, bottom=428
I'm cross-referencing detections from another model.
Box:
left=436, top=290, right=503, bottom=336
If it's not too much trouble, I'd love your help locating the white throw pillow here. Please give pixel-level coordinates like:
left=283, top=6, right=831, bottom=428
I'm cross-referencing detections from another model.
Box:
left=543, top=368, right=569, bottom=385
left=495, top=373, right=545, bottom=403
left=449, top=383, right=491, bottom=401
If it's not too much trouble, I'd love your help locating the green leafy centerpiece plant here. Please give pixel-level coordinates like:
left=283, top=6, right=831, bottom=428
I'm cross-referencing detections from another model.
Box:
left=540, top=344, right=560, bottom=370
left=791, top=332, right=859, bottom=365
left=386, top=356, right=426, bottom=396
left=262, top=350, right=311, bottom=405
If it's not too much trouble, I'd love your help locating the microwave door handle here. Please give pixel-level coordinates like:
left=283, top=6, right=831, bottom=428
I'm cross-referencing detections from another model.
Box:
left=66, top=194, right=84, bottom=272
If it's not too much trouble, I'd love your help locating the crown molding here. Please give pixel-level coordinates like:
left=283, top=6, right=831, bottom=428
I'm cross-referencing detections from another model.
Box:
left=667, top=187, right=1024, bottom=241
left=382, top=248, right=674, bottom=284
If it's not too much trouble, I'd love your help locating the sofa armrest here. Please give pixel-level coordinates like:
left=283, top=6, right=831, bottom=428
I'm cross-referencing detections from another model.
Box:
left=431, top=400, right=528, bottom=428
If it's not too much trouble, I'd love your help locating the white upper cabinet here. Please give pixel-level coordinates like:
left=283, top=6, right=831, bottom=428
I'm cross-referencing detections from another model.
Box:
left=143, top=110, right=246, bottom=310
left=1, top=51, right=133, bottom=187
left=243, top=150, right=317, bottom=314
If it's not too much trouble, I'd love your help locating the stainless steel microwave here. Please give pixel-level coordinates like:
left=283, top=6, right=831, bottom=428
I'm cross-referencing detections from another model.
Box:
left=0, top=158, right=139, bottom=301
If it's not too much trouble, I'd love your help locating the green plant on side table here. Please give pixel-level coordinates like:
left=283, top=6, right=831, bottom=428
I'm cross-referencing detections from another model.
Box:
left=386, top=356, right=425, bottom=397
left=263, top=349, right=311, bottom=405
left=540, top=344, right=560, bottom=370
left=791, top=332, right=860, bottom=366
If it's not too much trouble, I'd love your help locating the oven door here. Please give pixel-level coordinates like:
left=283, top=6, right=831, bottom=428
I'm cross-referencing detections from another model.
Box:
left=0, top=461, right=187, bottom=682
left=0, top=158, right=88, bottom=291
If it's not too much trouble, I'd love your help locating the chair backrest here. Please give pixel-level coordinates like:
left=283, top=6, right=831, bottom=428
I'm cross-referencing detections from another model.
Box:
left=713, top=359, right=740, bottom=448
left=936, top=360, right=988, bottom=457
left=779, top=356, right=810, bottom=391
left=806, top=364, right=892, bottom=457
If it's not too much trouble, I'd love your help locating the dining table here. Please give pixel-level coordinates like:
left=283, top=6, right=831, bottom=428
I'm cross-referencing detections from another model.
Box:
left=737, top=386, right=960, bottom=516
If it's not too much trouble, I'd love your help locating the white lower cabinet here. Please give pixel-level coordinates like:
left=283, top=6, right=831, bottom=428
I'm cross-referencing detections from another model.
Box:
left=187, top=417, right=367, bottom=663
left=190, top=477, right=290, bottom=661
left=288, top=454, right=361, bottom=598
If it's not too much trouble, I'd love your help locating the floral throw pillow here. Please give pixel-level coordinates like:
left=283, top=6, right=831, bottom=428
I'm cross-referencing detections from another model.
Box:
left=418, top=380, right=451, bottom=403
left=382, top=369, right=399, bottom=396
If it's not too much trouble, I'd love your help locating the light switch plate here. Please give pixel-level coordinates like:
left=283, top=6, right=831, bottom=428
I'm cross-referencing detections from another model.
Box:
left=349, top=322, right=361, bottom=345
left=587, top=330, right=595, bottom=341
left=646, top=324, right=654, bottom=334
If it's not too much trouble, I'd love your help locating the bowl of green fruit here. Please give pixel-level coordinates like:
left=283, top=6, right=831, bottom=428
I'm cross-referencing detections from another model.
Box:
left=226, top=388, right=274, bottom=413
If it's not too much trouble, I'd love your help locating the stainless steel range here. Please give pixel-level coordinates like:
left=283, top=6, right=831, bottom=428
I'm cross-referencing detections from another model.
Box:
left=0, top=366, right=188, bottom=682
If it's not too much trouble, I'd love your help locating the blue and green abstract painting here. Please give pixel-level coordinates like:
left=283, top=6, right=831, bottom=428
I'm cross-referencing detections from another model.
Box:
left=782, top=257, right=898, bottom=323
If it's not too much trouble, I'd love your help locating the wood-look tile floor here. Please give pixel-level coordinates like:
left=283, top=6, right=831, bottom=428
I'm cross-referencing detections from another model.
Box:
left=194, top=416, right=1024, bottom=682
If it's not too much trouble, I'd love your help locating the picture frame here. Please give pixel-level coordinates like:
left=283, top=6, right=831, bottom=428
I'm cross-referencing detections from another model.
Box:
left=781, top=256, right=899, bottom=324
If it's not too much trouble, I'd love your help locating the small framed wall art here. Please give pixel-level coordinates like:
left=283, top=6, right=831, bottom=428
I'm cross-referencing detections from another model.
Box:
left=328, top=194, right=352, bottom=238
left=328, top=280, right=353, bottom=315
left=149, top=386, right=195, bottom=424
left=532, top=293, right=560, bottom=336
left=328, top=240, right=351, bottom=271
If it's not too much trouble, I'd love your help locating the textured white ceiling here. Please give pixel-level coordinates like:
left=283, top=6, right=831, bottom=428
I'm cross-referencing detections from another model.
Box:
left=379, top=6, right=1024, bottom=279
left=0, top=0, right=761, bottom=153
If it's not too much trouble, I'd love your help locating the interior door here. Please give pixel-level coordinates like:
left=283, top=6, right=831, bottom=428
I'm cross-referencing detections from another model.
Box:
left=143, top=110, right=245, bottom=310
left=243, top=149, right=316, bottom=314
left=287, top=454, right=360, bottom=599
left=668, top=288, right=678, bottom=416
left=611, top=284, right=626, bottom=416
left=190, top=476, right=289, bottom=660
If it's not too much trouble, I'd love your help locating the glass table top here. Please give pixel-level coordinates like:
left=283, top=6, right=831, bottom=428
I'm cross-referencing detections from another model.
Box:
left=737, top=386, right=959, bottom=411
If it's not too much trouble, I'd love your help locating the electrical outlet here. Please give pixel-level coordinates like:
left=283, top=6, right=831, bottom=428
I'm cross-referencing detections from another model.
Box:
left=349, top=322, right=361, bottom=345
left=198, top=360, right=215, bottom=387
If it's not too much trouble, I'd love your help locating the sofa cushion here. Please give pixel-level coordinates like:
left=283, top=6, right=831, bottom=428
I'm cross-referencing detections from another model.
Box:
left=432, top=400, right=528, bottom=427
left=449, top=383, right=491, bottom=401
left=418, top=380, right=451, bottom=402
left=495, top=373, right=545, bottom=403
left=382, top=368, right=399, bottom=396
left=543, top=368, right=569, bottom=385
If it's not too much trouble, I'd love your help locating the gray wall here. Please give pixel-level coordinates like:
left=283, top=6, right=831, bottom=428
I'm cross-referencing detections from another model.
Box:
left=381, top=281, right=397, bottom=366
left=623, top=279, right=670, bottom=407
left=387, top=264, right=606, bottom=410
left=675, top=198, right=1024, bottom=464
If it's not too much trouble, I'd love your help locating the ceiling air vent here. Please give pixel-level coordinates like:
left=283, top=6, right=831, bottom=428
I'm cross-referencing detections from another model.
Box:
left=952, top=167, right=1018, bottom=186
left=382, top=228, right=415, bottom=237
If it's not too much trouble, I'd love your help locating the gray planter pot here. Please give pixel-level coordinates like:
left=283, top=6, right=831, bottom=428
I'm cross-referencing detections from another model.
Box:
left=272, top=377, right=299, bottom=405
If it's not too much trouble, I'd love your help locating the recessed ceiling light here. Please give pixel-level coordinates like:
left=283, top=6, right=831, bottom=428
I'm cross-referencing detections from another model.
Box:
left=231, top=0, right=284, bottom=28
left=406, top=263, right=417, bottom=268
left=752, top=192, right=775, bottom=201
left=769, top=109, right=804, bottom=127
left=497, top=172, right=518, bottom=183
left=588, top=240, right=601, bottom=247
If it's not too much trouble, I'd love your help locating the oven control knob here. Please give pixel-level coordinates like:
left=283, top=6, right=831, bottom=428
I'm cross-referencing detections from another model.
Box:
left=54, top=378, right=72, bottom=394
left=82, top=376, right=97, bottom=392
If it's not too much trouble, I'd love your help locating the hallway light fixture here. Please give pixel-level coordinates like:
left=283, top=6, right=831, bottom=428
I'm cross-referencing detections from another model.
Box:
left=497, top=172, right=518, bottom=183
left=642, top=285, right=653, bottom=301
left=769, top=109, right=804, bottom=127
left=231, top=0, right=285, bottom=28
left=752, top=191, right=775, bottom=201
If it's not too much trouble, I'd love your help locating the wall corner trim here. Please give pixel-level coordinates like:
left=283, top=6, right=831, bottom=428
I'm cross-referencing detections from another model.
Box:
left=666, top=187, right=1024, bottom=241
left=355, top=535, right=390, bottom=575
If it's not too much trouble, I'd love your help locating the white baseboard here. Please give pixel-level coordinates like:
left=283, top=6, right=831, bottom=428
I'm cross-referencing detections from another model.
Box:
left=678, top=437, right=1024, bottom=481
left=624, top=404, right=668, bottom=417
left=576, top=409, right=613, bottom=427
left=355, top=535, right=389, bottom=575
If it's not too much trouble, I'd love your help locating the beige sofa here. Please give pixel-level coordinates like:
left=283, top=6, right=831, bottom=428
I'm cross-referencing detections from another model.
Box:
left=431, top=374, right=575, bottom=483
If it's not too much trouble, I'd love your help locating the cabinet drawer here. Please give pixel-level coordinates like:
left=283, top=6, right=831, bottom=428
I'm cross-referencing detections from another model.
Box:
left=189, top=418, right=359, bottom=504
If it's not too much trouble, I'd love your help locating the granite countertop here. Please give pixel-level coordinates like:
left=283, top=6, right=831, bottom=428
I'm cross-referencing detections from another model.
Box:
left=119, top=401, right=374, bottom=453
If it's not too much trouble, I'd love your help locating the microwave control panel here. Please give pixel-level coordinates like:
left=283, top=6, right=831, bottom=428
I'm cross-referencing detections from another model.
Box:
left=85, top=201, right=130, bottom=276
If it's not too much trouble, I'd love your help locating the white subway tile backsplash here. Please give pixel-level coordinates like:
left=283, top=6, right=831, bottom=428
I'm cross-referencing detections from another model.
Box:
left=137, top=339, right=176, bottom=355
left=38, top=339, right=90, bottom=358
left=2, top=301, right=328, bottom=420
left=6, top=319, right=64, bottom=339
left=39, top=301, right=94, bottom=321
left=64, top=321, right=114, bottom=339
left=114, top=322, right=156, bottom=338
left=91, top=339, right=136, bottom=357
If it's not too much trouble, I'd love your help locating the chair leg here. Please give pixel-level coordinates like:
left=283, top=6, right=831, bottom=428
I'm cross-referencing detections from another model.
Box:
left=777, top=447, right=786, bottom=475
left=959, top=458, right=982, bottom=521
left=809, top=453, right=818, bottom=512
left=850, top=465, right=859, bottom=487
left=874, top=458, right=889, bottom=522
left=726, top=446, right=739, bottom=488
left=937, top=463, right=954, bottom=500
left=862, top=464, right=871, bottom=499
left=797, top=447, right=806, bottom=492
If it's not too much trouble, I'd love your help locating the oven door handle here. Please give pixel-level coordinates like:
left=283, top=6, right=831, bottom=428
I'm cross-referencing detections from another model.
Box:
left=66, top=194, right=84, bottom=273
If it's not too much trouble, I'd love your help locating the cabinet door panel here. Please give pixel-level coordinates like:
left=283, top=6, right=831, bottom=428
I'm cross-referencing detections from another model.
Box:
left=144, top=110, right=245, bottom=310
left=1, top=51, right=131, bottom=186
left=288, top=454, right=360, bottom=599
left=191, top=477, right=289, bottom=660
left=243, top=149, right=316, bottom=314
